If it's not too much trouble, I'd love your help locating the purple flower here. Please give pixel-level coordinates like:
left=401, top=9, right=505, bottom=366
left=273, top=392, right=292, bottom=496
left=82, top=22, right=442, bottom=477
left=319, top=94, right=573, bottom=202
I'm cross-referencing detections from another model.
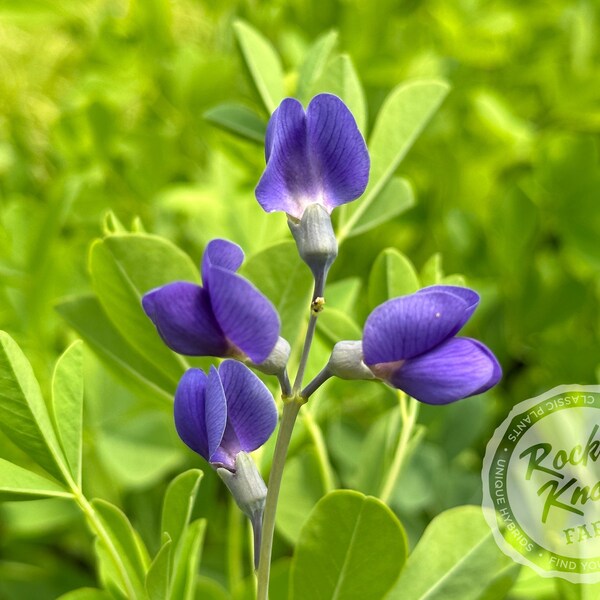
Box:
left=142, top=239, right=279, bottom=364
left=255, top=93, right=370, bottom=220
left=174, top=360, right=278, bottom=471
left=362, top=285, right=501, bottom=405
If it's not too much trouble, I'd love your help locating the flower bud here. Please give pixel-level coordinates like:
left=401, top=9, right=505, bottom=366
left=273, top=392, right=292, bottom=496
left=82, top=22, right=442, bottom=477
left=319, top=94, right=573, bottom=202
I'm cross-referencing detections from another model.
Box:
left=217, top=452, right=267, bottom=568
left=327, top=340, right=375, bottom=380
left=250, top=336, right=291, bottom=375
left=288, top=204, right=338, bottom=297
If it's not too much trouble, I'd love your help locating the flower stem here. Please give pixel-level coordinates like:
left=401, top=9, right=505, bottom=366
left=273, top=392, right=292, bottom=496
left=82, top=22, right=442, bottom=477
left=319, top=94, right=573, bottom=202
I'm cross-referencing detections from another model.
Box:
left=292, top=312, right=318, bottom=393
left=256, top=398, right=302, bottom=600
left=301, top=366, right=332, bottom=399
left=379, top=392, right=420, bottom=504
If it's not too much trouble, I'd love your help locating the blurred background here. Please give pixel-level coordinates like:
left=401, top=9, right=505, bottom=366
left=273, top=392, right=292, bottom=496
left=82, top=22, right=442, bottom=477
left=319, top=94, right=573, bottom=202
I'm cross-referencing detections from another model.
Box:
left=0, top=0, right=598, bottom=597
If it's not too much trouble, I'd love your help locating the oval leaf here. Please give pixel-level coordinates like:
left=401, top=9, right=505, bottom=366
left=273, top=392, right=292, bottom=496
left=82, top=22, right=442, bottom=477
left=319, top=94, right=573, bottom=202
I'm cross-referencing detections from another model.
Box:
left=338, top=80, right=449, bottom=241
left=233, top=20, right=284, bottom=114
left=89, top=233, right=198, bottom=384
left=385, top=506, right=516, bottom=600
left=0, top=331, right=68, bottom=481
left=297, top=30, right=338, bottom=103
left=162, top=469, right=204, bottom=563
left=368, top=248, right=420, bottom=310
left=56, top=295, right=175, bottom=407
left=204, top=103, right=266, bottom=143
left=291, top=490, right=408, bottom=599
left=51, top=340, right=84, bottom=486
left=0, top=458, right=71, bottom=501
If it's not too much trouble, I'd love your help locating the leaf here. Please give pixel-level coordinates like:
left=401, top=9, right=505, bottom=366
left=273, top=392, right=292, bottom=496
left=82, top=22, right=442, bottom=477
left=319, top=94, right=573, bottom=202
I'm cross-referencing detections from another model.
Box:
left=233, top=20, right=284, bottom=114
left=338, top=80, right=449, bottom=241
left=316, top=308, right=363, bottom=345
left=241, top=241, right=313, bottom=348
left=92, top=499, right=150, bottom=599
left=146, top=537, right=172, bottom=600
left=310, top=54, right=367, bottom=132
left=276, top=445, right=329, bottom=544
left=420, top=253, right=443, bottom=287
left=51, top=341, right=84, bottom=486
left=342, top=177, right=415, bottom=240
left=204, top=103, right=266, bottom=143
left=385, top=506, right=517, bottom=599
left=0, top=458, right=71, bottom=501
left=297, top=30, right=338, bottom=103
left=170, top=518, right=206, bottom=600
left=89, top=233, right=198, bottom=384
left=0, top=331, right=68, bottom=481
left=556, top=580, right=600, bottom=600
left=56, top=295, right=175, bottom=407
left=56, top=589, right=113, bottom=600
left=325, top=278, right=361, bottom=313
left=368, top=248, right=420, bottom=310
left=161, top=469, right=204, bottom=566
left=291, top=490, right=408, bottom=600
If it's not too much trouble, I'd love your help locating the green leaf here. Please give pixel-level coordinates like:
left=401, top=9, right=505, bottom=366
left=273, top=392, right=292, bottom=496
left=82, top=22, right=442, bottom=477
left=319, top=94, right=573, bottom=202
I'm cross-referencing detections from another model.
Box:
left=276, top=445, right=329, bottom=544
left=233, top=20, right=284, bottom=114
left=368, top=248, right=420, bottom=310
left=241, top=241, right=313, bottom=348
left=420, top=253, right=443, bottom=286
left=0, top=458, right=71, bottom=501
left=0, top=331, right=68, bottom=481
left=316, top=308, right=363, bottom=345
left=310, top=54, right=367, bottom=133
left=170, top=518, right=206, bottom=600
left=297, top=30, right=338, bottom=103
left=161, top=469, right=204, bottom=567
left=56, top=589, right=113, bottom=600
left=56, top=295, right=175, bottom=407
left=92, top=498, right=150, bottom=599
left=146, top=537, right=172, bottom=600
left=338, top=80, right=449, bottom=241
left=204, top=103, right=266, bottom=143
left=385, top=506, right=517, bottom=599
left=342, top=177, right=415, bottom=240
left=325, top=278, right=361, bottom=313
left=556, top=580, right=600, bottom=600
left=291, top=490, right=408, bottom=600
left=89, top=233, right=198, bottom=384
left=51, top=341, right=83, bottom=486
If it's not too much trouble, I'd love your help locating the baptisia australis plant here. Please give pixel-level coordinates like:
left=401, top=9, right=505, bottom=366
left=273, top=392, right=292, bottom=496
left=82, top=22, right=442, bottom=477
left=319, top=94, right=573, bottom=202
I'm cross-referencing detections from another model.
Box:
left=142, top=92, right=502, bottom=600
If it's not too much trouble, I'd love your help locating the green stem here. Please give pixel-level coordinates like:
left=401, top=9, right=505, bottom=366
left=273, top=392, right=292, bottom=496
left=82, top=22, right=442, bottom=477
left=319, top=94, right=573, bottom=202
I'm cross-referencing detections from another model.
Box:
left=302, top=409, right=334, bottom=492
left=256, top=399, right=302, bottom=600
left=57, top=458, right=138, bottom=599
left=292, top=313, right=318, bottom=394
left=73, top=489, right=139, bottom=599
left=379, top=392, right=420, bottom=504
left=227, top=497, right=243, bottom=591
left=300, top=366, right=332, bottom=399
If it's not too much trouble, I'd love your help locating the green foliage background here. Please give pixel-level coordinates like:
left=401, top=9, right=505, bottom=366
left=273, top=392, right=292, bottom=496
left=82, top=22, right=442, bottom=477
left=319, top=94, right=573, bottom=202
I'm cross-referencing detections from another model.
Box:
left=0, top=0, right=598, bottom=598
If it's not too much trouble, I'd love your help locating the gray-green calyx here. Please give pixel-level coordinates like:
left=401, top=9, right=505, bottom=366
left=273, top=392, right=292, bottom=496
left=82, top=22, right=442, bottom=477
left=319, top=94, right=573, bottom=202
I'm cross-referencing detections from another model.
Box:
left=288, top=203, right=338, bottom=298
left=217, top=452, right=267, bottom=569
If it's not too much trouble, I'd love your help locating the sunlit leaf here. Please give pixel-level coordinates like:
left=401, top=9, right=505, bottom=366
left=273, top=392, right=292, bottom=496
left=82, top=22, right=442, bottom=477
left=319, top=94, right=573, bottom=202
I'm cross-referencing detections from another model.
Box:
left=233, top=20, right=285, bottom=113
left=0, top=331, right=68, bottom=481
left=204, top=103, right=266, bottom=143
left=297, top=30, right=338, bottom=103
left=51, top=341, right=84, bottom=486
left=291, top=490, right=408, bottom=599
left=368, top=248, right=420, bottom=309
left=385, top=506, right=517, bottom=599
left=338, top=80, right=449, bottom=241
left=0, top=458, right=71, bottom=501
